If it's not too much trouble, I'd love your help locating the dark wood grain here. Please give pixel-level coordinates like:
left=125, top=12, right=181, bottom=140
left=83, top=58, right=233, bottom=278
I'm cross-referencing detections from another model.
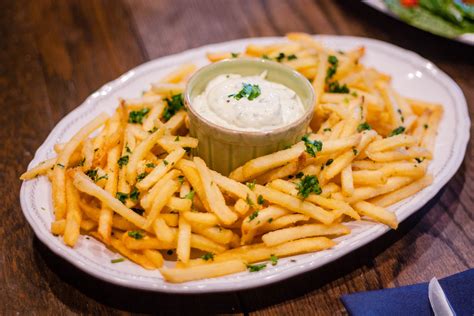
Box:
left=1, top=0, right=472, bottom=314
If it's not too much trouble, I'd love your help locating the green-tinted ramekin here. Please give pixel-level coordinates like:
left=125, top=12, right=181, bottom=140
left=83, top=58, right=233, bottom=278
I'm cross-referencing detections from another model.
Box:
left=184, top=58, right=315, bottom=176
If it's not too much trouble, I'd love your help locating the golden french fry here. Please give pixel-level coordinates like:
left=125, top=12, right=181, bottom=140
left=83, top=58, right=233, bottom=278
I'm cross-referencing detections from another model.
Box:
left=262, top=223, right=350, bottom=246
left=160, top=260, right=247, bottom=283
left=154, top=217, right=175, bottom=243
left=137, top=147, right=185, bottom=190
left=353, top=201, right=398, bottom=229
left=145, top=179, right=179, bottom=228
left=177, top=216, right=192, bottom=263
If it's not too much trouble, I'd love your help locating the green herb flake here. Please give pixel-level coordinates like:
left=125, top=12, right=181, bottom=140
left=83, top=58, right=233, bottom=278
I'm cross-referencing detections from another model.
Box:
left=247, top=263, right=267, bottom=272
left=128, top=108, right=150, bottom=124
left=257, top=195, right=265, bottom=205
left=77, top=158, right=85, bottom=167
left=231, top=52, right=239, bottom=58
left=128, top=230, right=144, bottom=240
left=163, top=160, right=169, bottom=166
left=326, top=159, right=334, bottom=166
left=357, top=122, right=372, bottom=132
left=326, top=55, right=339, bottom=81
left=129, top=187, right=140, bottom=201
left=351, top=91, right=359, bottom=97
left=111, top=258, right=125, bottom=264
left=125, top=145, right=132, bottom=153
left=56, top=163, right=65, bottom=168
left=136, top=172, right=148, bottom=182
left=146, top=162, right=156, bottom=168
left=248, top=210, right=259, bottom=222
left=229, top=83, right=261, bottom=101
left=352, top=148, right=358, bottom=155
left=287, top=54, right=297, bottom=60
left=328, top=81, right=350, bottom=93
left=246, top=180, right=256, bottom=190
left=163, top=93, right=184, bottom=122
left=323, top=128, right=332, bottom=132
left=268, top=217, right=273, bottom=223
left=262, top=54, right=270, bottom=60
left=116, top=192, right=128, bottom=204
left=270, top=254, right=278, bottom=266
left=201, top=252, right=215, bottom=261
left=302, top=135, right=323, bottom=157
left=185, top=190, right=195, bottom=200
left=276, top=52, right=286, bottom=62
left=415, top=157, right=425, bottom=163
left=389, top=126, right=406, bottom=137
left=117, top=155, right=129, bottom=168
left=296, top=175, right=322, bottom=198
left=424, top=124, right=429, bottom=129
left=148, top=127, right=158, bottom=134
left=85, top=169, right=98, bottom=181
left=178, top=175, right=185, bottom=184
left=174, top=135, right=180, bottom=142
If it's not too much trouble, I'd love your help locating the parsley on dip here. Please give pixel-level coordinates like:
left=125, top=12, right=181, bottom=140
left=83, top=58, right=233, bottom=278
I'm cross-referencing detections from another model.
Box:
left=192, top=71, right=305, bottom=131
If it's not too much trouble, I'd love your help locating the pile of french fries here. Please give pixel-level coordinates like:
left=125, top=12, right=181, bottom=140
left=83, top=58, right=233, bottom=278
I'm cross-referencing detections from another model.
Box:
left=21, top=33, right=442, bottom=283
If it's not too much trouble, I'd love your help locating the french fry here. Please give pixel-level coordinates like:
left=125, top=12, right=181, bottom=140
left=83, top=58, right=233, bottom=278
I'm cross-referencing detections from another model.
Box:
left=254, top=184, right=334, bottom=224
left=158, top=135, right=199, bottom=152
left=63, top=177, right=83, bottom=247
left=210, top=169, right=257, bottom=205
left=53, top=113, right=109, bottom=220
left=154, top=217, right=175, bottom=243
left=20, top=158, right=56, bottom=180
left=177, top=216, right=192, bottom=263
left=262, top=223, right=350, bottom=246
left=241, top=205, right=290, bottom=244
left=51, top=219, right=66, bottom=235
left=182, top=211, right=219, bottom=227
left=353, top=201, right=398, bottom=229
left=341, top=165, right=354, bottom=196
left=194, top=157, right=238, bottom=225
left=160, top=260, right=247, bottom=283
left=370, top=174, right=433, bottom=207
left=145, top=179, right=179, bottom=228
left=137, top=147, right=185, bottom=190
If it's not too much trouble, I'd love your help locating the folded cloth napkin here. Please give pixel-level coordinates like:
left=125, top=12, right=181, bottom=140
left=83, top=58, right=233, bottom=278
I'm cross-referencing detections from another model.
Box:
left=341, top=269, right=473, bottom=316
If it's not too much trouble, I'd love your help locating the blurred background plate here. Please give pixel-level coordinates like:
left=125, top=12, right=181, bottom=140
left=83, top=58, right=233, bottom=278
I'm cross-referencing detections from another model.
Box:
left=364, top=0, right=474, bottom=45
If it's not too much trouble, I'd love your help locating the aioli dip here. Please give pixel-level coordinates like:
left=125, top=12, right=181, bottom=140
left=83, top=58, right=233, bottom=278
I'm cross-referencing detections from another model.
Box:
left=192, top=72, right=305, bottom=131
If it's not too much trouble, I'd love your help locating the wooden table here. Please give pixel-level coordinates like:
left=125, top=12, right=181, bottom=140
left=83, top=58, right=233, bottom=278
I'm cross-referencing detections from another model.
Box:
left=1, top=0, right=472, bottom=314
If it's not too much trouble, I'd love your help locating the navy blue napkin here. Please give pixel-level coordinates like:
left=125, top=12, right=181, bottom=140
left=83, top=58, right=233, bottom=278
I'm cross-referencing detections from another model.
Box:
left=341, top=269, right=474, bottom=316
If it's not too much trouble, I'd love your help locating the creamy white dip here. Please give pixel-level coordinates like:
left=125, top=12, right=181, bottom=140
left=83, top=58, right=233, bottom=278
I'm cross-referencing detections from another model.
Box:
left=192, top=72, right=305, bottom=131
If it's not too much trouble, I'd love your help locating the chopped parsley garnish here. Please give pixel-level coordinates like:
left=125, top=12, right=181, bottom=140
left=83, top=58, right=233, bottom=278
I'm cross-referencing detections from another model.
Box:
left=351, top=91, right=359, bottom=97
left=145, top=162, right=156, bottom=168
left=117, top=155, right=129, bottom=168
left=302, top=135, right=323, bottom=157
left=415, top=157, right=425, bottom=163
left=128, top=108, right=150, bottom=124
left=328, top=81, right=350, bottom=93
left=247, top=263, right=266, bottom=272
left=262, top=54, right=270, bottom=60
left=424, top=124, right=429, bottom=129
left=116, top=192, right=128, bottom=204
left=136, top=172, right=148, bottom=182
left=276, top=52, right=286, bottom=62
left=111, top=258, right=125, bottom=264
left=323, top=128, right=332, bottom=132
left=248, top=210, right=259, bottom=222
left=148, top=127, right=158, bottom=134
left=231, top=52, right=239, bottom=58
left=296, top=175, right=322, bottom=198
left=257, top=195, right=265, bottom=205
left=177, top=175, right=185, bottom=184
left=352, top=148, right=358, bottom=155
left=128, top=230, right=144, bottom=240
left=268, top=218, right=273, bottom=223
left=326, top=159, right=334, bottom=166
left=174, top=135, right=180, bottom=141
left=246, top=180, right=256, bottom=190
left=184, top=190, right=195, bottom=200
left=357, top=122, right=372, bottom=132
left=295, top=172, right=304, bottom=179
left=77, top=158, right=85, bottom=167
left=163, top=93, right=184, bottom=121
left=270, top=254, right=278, bottom=266
left=326, top=55, right=338, bottom=81
left=246, top=194, right=254, bottom=206
left=85, top=169, right=106, bottom=182
left=56, top=163, right=65, bottom=168
left=131, top=208, right=144, bottom=215
left=287, top=54, right=297, bottom=60
left=129, top=187, right=140, bottom=201
left=201, top=252, right=215, bottom=261
left=389, top=126, right=406, bottom=137
left=163, top=160, right=169, bottom=166
left=125, top=145, right=132, bottom=153
left=229, top=83, right=261, bottom=101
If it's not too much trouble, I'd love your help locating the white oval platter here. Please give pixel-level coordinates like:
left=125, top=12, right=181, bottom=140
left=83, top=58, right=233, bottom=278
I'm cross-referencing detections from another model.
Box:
left=20, top=35, right=470, bottom=294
